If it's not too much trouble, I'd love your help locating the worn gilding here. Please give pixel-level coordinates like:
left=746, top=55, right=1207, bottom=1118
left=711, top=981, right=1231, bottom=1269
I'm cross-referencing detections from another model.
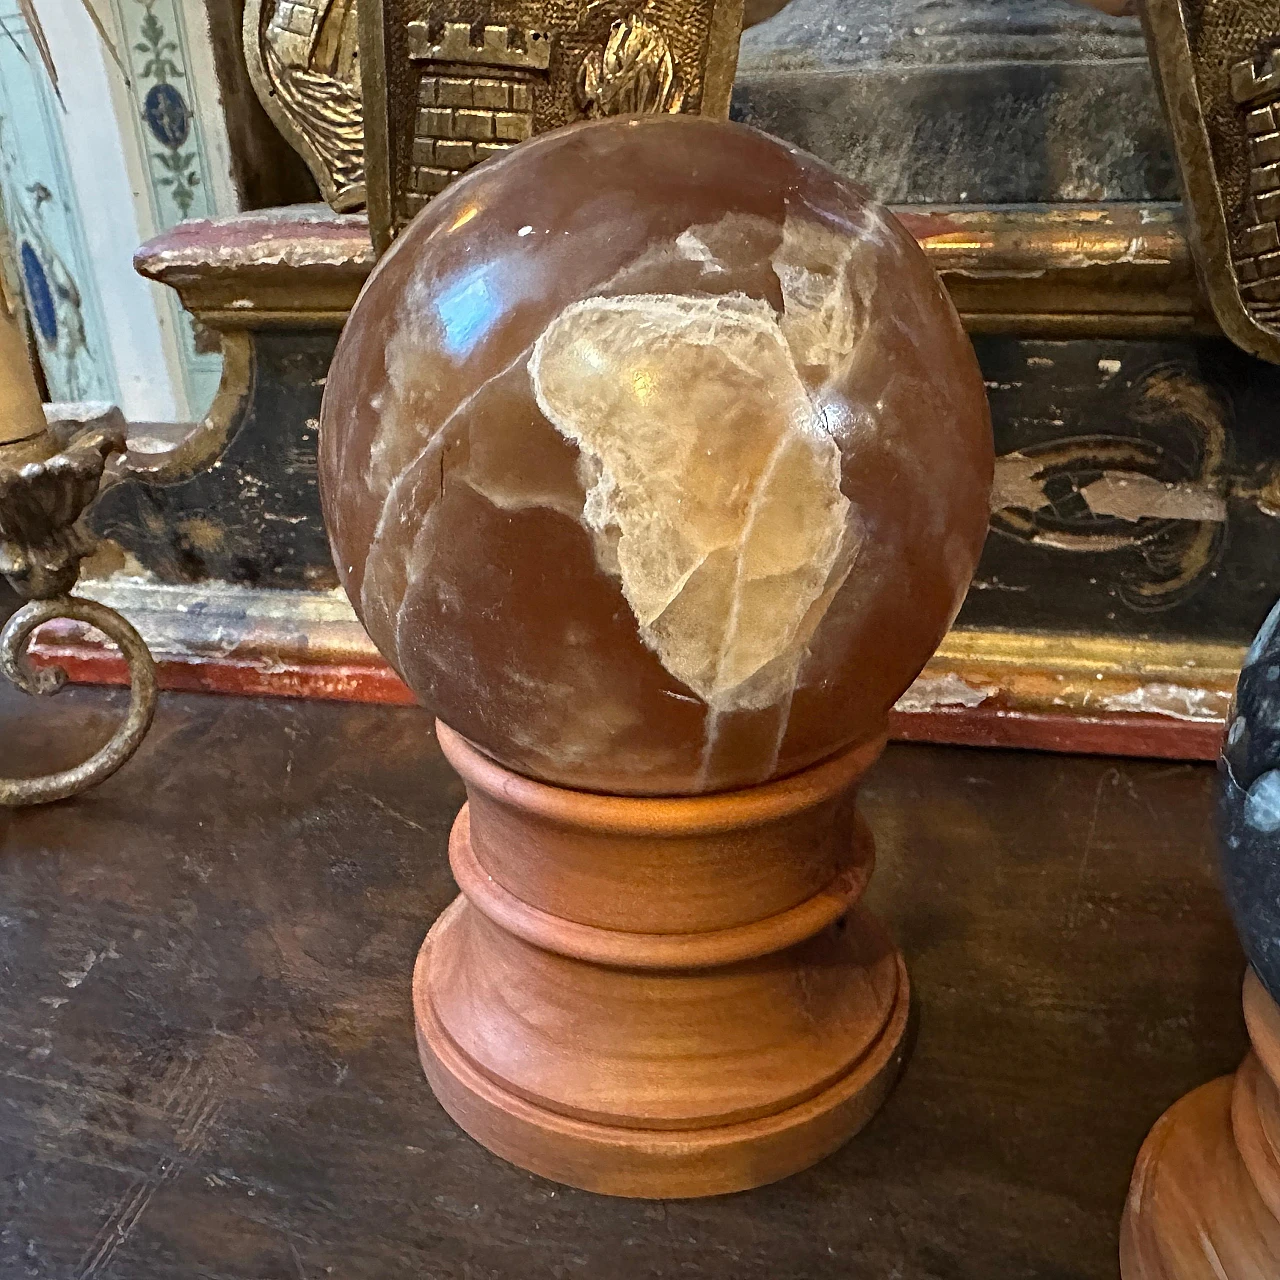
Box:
left=245, top=0, right=367, bottom=212
left=360, top=0, right=744, bottom=251
left=1142, top=0, right=1280, bottom=362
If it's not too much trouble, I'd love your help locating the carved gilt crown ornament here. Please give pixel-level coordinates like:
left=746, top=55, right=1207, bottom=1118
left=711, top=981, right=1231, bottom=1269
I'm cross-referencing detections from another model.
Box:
left=245, top=0, right=367, bottom=211
left=358, top=0, right=745, bottom=251
left=1142, top=0, right=1280, bottom=364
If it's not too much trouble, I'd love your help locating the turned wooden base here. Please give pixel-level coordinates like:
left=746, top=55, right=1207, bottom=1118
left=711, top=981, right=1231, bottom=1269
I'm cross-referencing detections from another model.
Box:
left=1121, top=970, right=1280, bottom=1279
left=413, top=722, right=910, bottom=1198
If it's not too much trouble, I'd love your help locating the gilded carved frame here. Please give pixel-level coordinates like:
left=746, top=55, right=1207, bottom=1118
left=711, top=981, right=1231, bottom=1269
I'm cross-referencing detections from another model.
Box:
left=359, top=0, right=743, bottom=252
left=1141, top=0, right=1280, bottom=364
left=244, top=0, right=367, bottom=211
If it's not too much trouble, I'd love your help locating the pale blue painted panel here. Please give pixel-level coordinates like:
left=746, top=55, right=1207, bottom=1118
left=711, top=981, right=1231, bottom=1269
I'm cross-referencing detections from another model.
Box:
left=0, top=3, right=119, bottom=403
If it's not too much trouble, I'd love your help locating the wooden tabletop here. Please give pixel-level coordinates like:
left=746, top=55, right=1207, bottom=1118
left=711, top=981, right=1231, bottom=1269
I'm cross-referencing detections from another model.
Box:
left=0, top=683, right=1246, bottom=1279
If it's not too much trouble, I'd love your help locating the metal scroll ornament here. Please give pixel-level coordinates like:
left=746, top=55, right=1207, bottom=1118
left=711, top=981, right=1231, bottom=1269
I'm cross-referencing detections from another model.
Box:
left=0, top=408, right=158, bottom=806
left=1141, top=0, right=1280, bottom=363
left=244, top=0, right=367, bottom=212
left=359, top=0, right=744, bottom=252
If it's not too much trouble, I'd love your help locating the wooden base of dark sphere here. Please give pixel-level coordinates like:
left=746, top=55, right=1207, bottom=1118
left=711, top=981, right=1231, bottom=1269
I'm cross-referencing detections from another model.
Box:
left=413, top=721, right=911, bottom=1198
left=1120, top=971, right=1280, bottom=1278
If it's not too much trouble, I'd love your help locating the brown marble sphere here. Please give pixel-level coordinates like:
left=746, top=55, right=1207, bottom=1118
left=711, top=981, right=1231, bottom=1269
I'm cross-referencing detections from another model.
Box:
left=320, top=115, right=992, bottom=795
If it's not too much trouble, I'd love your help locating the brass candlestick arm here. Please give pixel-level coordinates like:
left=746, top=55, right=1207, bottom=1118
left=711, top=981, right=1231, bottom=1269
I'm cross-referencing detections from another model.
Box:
left=0, top=405, right=158, bottom=806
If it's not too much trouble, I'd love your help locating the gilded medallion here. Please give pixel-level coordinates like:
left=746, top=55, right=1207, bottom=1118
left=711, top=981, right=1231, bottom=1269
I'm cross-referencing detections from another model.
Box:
left=359, top=0, right=744, bottom=251
left=245, top=0, right=367, bottom=212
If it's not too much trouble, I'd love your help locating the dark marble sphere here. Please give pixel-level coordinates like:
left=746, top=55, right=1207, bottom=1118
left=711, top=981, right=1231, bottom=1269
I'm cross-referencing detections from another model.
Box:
left=1220, top=598, right=1280, bottom=1002
left=320, top=115, right=992, bottom=795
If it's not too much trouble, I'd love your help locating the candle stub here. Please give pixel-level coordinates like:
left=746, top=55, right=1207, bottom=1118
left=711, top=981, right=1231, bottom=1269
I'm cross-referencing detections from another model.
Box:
left=0, top=293, right=46, bottom=446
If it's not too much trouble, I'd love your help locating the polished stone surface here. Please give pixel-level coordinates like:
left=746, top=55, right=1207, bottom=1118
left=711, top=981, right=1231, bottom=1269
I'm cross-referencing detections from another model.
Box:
left=320, top=115, right=992, bottom=794
left=1220, top=596, right=1280, bottom=1004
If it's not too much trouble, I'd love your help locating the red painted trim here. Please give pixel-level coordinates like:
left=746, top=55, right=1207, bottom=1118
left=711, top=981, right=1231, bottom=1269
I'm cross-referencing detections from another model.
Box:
left=887, top=707, right=1224, bottom=762
left=31, top=642, right=1224, bottom=760
left=30, top=643, right=418, bottom=707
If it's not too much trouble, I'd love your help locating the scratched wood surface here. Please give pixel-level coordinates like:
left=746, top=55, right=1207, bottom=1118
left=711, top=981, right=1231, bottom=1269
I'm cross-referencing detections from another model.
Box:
left=0, top=683, right=1248, bottom=1279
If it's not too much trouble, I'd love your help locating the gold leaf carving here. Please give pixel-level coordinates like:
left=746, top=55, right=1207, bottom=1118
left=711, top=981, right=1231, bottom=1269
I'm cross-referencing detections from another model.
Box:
left=578, top=15, right=685, bottom=117
left=1143, top=0, right=1280, bottom=362
left=246, top=0, right=366, bottom=212
left=364, top=0, right=743, bottom=248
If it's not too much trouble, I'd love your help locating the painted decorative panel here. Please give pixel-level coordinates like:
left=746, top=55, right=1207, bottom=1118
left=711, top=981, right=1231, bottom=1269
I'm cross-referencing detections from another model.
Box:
left=0, top=1, right=245, bottom=421
left=107, top=0, right=224, bottom=417
left=0, top=2, right=119, bottom=404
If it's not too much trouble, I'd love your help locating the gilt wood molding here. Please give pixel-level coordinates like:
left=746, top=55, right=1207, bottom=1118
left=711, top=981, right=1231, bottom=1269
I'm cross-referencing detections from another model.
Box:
left=134, top=200, right=1211, bottom=337
left=28, top=577, right=1238, bottom=760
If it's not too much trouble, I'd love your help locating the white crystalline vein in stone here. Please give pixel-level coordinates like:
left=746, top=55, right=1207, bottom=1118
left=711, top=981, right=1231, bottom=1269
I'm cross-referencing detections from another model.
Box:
left=529, top=291, right=854, bottom=711
left=772, top=215, right=870, bottom=379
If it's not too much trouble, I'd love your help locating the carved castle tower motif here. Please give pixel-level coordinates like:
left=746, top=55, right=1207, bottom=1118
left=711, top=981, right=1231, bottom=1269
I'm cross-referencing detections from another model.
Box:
left=405, top=23, right=550, bottom=213
left=1231, top=46, right=1280, bottom=322
left=360, top=0, right=743, bottom=249
left=269, top=0, right=361, bottom=79
left=405, top=15, right=686, bottom=213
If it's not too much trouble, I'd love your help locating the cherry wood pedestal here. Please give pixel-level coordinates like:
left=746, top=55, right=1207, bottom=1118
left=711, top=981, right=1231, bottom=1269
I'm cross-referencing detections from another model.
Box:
left=412, top=722, right=910, bottom=1198
left=1121, top=970, right=1280, bottom=1278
